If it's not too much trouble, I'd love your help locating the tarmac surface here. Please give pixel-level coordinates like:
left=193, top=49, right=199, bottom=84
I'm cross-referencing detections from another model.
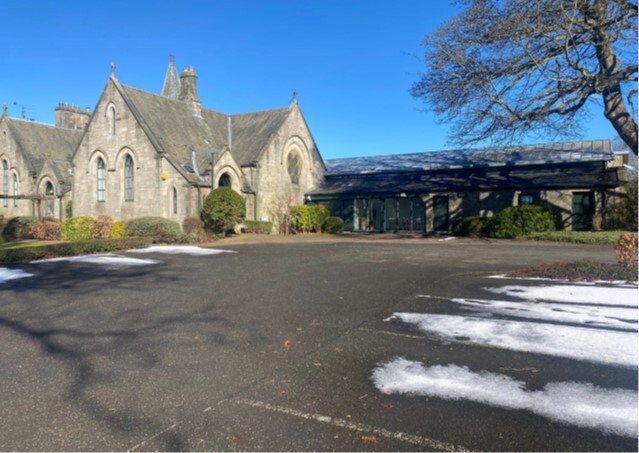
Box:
left=0, top=236, right=636, bottom=451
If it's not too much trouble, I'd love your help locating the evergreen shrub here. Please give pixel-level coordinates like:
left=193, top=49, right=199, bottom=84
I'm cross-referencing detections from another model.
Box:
left=61, top=216, right=94, bottom=241
left=485, top=205, right=557, bottom=239
left=323, top=216, right=344, bottom=234
left=201, top=188, right=246, bottom=235
left=3, top=217, right=37, bottom=240
left=243, top=220, right=273, bottom=234
left=124, top=216, right=184, bottom=243
left=289, top=205, right=330, bottom=233
left=451, top=216, right=490, bottom=237
left=111, top=220, right=126, bottom=239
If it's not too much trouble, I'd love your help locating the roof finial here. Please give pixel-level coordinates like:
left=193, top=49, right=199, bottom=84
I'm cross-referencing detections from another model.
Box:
left=1, top=104, right=7, bottom=117
left=293, top=91, right=298, bottom=103
left=110, top=62, right=116, bottom=75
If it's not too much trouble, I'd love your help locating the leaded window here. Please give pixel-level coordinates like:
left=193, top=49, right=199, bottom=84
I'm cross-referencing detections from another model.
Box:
left=218, top=173, right=231, bottom=188
left=2, top=160, right=8, bottom=208
left=287, top=152, right=301, bottom=185
left=124, top=155, right=134, bottom=201
left=173, top=187, right=178, bottom=215
left=12, top=173, right=18, bottom=207
left=45, top=181, right=54, bottom=218
left=97, top=158, right=106, bottom=202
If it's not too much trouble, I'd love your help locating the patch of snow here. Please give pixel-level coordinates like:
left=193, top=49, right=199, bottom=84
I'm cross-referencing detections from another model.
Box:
left=0, top=268, right=34, bottom=283
left=372, top=358, right=638, bottom=438
left=389, top=313, right=637, bottom=368
left=34, top=254, right=160, bottom=267
left=438, top=237, right=456, bottom=241
left=488, top=275, right=637, bottom=287
left=127, top=246, right=234, bottom=256
left=484, top=284, right=638, bottom=306
left=452, top=298, right=638, bottom=331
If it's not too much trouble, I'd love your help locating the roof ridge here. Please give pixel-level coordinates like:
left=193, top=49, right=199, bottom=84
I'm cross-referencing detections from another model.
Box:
left=8, top=117, right=83, bottom=133
left=230, top=105, right=289, bottom=117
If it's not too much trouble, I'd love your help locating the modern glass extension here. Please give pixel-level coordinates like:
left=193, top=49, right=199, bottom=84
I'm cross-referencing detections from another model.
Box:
left=314, top=197, right=425, bottom=232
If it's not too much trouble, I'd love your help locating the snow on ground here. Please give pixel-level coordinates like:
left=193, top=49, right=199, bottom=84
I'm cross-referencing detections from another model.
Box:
left=34, top=254, right=160, bottom=267
left=388, top=312, right=637, bottom=368
left=372, top=358, right=638, bottom=438
left=451, top=297, right=638, bottom=331
left=127, top=246, right=234, bottom=256
left=488, top=275, right=637, bottom=286
left=484, top=284, right=637, bottom=306
left=0, top=268, right=34, bottom=283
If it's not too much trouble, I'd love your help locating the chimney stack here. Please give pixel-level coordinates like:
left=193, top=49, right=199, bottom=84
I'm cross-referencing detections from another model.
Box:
left=178, top=67, right=201, bottom=116
left=55, top=102, right=91, bottom=130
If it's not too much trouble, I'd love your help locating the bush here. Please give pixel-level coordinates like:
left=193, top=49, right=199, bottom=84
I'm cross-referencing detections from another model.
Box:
left=124, top=216, right=185, bottom=243
left=0, top=238, right=153, bottom=263
left=61, top=217, right=94, bottom=241
left=3, top=217, right=37, bottom=240
left=28, top=221, right=61, bottom=240
left=289, top=205, right=330, bottom=233
left=91, top=215, right=114, bottom=239
left=614, top=233, right=638, bottom=268
left=112, top=220, right=126, bottom=239
left=485, top=205, right=557, bottom=239
left=451, top=216, right=490, bottom=237
left=182, top=216, right=208, bottom=243
left=201, top=188, right=246, bottom=235
left=243, top=220, right=273, bottom=234
left=323, top=216, right=344, bottom=234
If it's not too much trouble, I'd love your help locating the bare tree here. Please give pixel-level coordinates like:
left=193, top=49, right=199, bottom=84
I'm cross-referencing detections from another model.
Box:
left=412, top=0, right=638, bottom=154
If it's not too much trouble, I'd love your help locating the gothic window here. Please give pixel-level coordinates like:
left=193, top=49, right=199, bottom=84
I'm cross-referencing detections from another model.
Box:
left=97, top=158, right=106, bottom=202
left=287, top=152, right=301, bottom=185
left=45, top=181, right=55, bottom=218
left=2, top=160, right=8, bottom=208
left=218, top=173, right=231, bottom=188
left=107, top=104, right=116, bottom=136
left=173, top=187, right=178, bottom=215
left=12, top=173, right=18, bottom=207
left=124, top=154, right=134, bottom=201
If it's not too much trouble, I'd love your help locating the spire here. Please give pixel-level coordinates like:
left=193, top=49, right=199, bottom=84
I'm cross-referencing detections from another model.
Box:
left=162, top=54, right=181, bottom=99
left=1, top=104, right=7, bottom=117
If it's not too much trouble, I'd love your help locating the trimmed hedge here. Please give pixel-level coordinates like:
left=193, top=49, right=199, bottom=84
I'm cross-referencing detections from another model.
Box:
left=0, top=238, right=153, bottom=263
left=61, top=217, right=94, bottom=241
left=124, top=216, right=184, bottom=243
left=91, top=215, right=114, bottom=239
left=29, top=220, right=61, bottom=241
left=112, top=220, right=126, bottom=239
left=485, top=205, right=557, bottom=239
left=182, top=216, right=208, bottom=243
left=243, top=220, right=273, bottom=234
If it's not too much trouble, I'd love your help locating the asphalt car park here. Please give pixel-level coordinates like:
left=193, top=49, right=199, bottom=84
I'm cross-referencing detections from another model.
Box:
left=0, top=238, right=636, bottom=451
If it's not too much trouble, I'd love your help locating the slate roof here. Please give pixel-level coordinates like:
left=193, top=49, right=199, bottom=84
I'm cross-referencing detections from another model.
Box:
left=118, top=82, right=291, bottom=175
left=325, top=140, right=614, bottom=175
left=309, top=161, right=622, bottom=198
left=5, top=118, right=82, bottom=175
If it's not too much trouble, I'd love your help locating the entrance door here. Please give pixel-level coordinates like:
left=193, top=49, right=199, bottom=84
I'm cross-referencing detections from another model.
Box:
left=369, top=199, right=383, bottom=232
left=572, top=192, right=594, bottom=231
left=433, top=196, right=449, bottom=232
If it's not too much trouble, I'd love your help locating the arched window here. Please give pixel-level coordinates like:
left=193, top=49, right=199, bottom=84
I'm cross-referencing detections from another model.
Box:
left=12, top=173, right=18, bottom=207
left=218, top=173, right=231, bottom=188
left=97, top=158, right=106, bottom=202
left=287, top=152, right=301, bottom=185
left=2, top=160, right=8, bottom=208
left=45, top=181, right=55, bottom=218
left=107, top=104, right=116, bottom=136
left=172, top=187, right=178, bottom=215
left=124, top=155, right=134, bottom=201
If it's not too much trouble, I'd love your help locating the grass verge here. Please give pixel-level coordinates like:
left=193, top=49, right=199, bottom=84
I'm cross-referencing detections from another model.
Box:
left=0, top=238, right=153, bottom=263
left=524, top=230, right=635, bottom=245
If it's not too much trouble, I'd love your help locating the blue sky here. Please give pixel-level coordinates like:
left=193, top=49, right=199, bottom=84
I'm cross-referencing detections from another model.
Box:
left=0, top=1, right=622, bottom=159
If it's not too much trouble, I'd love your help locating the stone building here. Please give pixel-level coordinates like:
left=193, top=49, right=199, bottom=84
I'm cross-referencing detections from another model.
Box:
left=71, top=58, right=325, bottom=225
left=309, top=141, right=628, bottom=232
left=0, top=57, right=628, bottom=233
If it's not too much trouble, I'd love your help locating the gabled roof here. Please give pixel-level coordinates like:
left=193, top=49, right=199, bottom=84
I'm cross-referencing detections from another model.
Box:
left=116, top=82, right=291, bottom=172
left=4, top=117, right=82, bottom=175
left=325, top=140, right=615, bottom=175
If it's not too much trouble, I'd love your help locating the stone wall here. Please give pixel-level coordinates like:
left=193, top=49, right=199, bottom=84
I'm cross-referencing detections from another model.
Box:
left=0, top=119, right=38, bottom=218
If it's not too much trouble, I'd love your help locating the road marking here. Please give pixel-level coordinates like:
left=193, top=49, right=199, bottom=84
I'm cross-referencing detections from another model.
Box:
left=230, top=397, right=469, bottom=452
left=127, top=423, right=179, bottom=452
left=357, top=327, right=427, bottom=340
